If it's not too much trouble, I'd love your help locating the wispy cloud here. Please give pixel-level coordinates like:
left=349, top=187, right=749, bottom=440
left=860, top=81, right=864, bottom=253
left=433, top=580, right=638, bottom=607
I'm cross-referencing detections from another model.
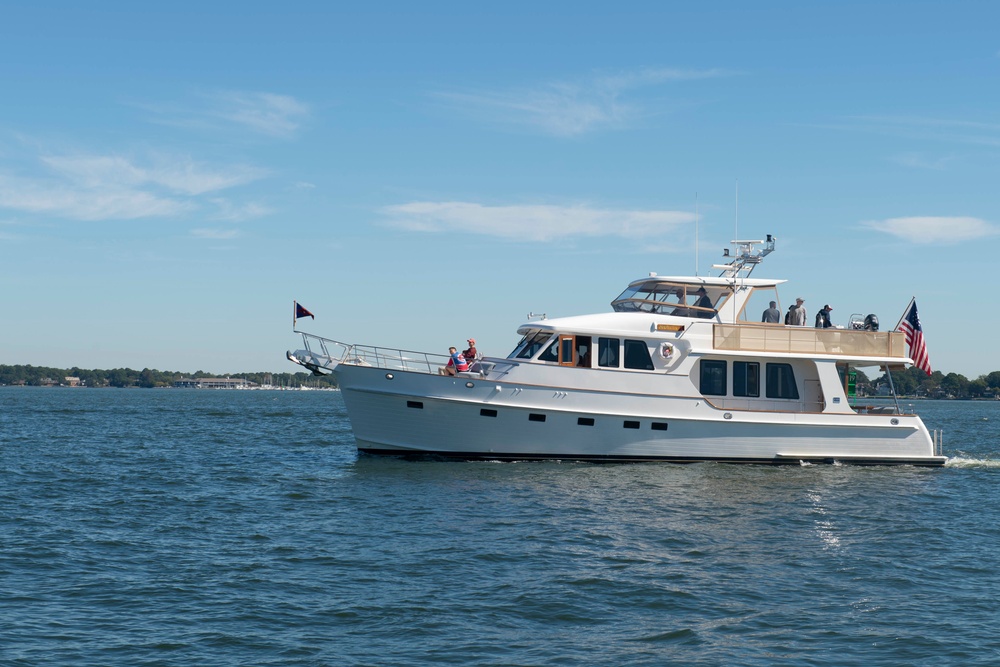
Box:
left=829, top=115, right=1000, bottom=148
left=0, top=152, right=267, bottom=221
left=432, top=67, right=728, bottom=137
left=381, top=201, right=696, bottom=242
left=863, top=216, right=998, bottom=244
left=140, top=90, right=310, bottom=138
left=41, top=154, right=266, bottom=195
left=889, top=152, right=957, bottom=170
left=0, top=173, right=192, bottom=220
left=205, top=91, right=310, bottom=137
left=208, top=198, right=272, bottom=221
left=191, top=228, right=240, bottom=240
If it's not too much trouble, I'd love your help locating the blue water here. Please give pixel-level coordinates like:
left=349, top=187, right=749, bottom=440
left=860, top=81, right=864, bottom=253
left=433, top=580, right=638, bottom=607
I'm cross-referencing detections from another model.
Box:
left=3, top=387, right=1000, bottom=666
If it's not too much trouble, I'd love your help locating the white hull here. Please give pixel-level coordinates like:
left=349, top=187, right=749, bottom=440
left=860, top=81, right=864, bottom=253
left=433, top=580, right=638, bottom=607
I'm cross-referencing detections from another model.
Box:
left=335, top=364, right=944, bottom=466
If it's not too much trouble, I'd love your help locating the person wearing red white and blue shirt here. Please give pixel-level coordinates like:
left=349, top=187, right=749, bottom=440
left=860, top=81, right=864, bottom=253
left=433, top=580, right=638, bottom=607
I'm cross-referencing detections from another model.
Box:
left=445, top=347, right=469, bottom=375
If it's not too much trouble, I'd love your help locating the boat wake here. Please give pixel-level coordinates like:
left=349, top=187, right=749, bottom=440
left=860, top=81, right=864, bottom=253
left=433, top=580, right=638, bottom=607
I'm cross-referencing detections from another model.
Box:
left=944, top=456, right=1000, bottom=469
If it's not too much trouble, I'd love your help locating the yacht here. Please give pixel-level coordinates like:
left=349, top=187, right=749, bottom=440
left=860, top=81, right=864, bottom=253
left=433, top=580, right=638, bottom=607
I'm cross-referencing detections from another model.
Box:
left=287, top=236, right=945, bottom=466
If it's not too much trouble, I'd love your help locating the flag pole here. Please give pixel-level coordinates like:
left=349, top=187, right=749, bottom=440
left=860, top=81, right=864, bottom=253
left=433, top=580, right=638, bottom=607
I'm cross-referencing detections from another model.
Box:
left=293, top=300, right=297, bottom=331
left=893, top=296, right=915, bottom=332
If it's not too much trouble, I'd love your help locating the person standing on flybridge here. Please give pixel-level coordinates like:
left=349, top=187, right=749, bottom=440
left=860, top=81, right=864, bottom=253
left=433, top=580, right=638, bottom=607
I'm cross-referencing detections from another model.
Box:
left=788, top=297, right=807, bottom=326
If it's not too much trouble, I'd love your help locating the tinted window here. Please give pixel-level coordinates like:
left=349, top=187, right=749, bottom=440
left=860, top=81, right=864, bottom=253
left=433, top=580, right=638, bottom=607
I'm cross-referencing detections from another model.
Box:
left=700, top=359, right=727, bottom=396
left=766, top=363, right=799, bottom=399
left=514, top=332, right=552, bottom=359
left=598, top=337, right=620, bottom=368
left=575, top=336, right=592, bottom=367
left=624, top=339, right=654, bottom=370
left=560, top=337, right=574, bottom=364
left=537, top=340, right=559, bottom=362
left=734, top=361, right=760, bottom=398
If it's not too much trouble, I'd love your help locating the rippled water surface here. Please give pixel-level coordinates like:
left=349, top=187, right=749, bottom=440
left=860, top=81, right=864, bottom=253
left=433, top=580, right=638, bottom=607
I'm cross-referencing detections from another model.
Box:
left=3, top=388, right=1000, bottom=666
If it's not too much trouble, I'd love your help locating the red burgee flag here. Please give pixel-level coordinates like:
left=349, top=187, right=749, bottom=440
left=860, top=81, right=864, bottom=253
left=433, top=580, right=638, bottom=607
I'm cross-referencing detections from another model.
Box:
left=295, top=302, right=315, bottom=320
left=898, top=299, right=931, bottom=376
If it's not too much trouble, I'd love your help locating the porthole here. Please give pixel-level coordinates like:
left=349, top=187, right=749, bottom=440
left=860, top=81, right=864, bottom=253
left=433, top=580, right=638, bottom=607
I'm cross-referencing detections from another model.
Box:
left=385, top=373, right=394, bottom=380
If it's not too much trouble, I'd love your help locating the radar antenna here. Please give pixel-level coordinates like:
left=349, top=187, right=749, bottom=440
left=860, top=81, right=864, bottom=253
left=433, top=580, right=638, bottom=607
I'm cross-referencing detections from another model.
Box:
left=711, top=234, right=776, bottom=279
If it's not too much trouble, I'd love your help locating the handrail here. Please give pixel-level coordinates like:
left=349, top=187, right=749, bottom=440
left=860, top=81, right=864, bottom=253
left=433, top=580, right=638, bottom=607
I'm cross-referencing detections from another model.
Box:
left=296, top=331, right=452, bottom=374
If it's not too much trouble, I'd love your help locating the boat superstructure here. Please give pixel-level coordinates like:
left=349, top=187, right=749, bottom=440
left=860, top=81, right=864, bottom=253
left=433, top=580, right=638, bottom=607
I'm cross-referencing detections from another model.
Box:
left=288, top=236, right=945, bottom=466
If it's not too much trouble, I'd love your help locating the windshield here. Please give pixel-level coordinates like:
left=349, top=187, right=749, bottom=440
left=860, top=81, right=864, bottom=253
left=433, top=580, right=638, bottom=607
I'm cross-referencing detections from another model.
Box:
left=509, top=331, right=555, bottom=359
left=612, top=280, right=729, bottom=318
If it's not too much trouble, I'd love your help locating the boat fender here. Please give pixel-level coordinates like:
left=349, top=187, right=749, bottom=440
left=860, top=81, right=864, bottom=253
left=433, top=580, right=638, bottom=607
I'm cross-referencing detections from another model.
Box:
left=658, top=342, right=675, bottom=360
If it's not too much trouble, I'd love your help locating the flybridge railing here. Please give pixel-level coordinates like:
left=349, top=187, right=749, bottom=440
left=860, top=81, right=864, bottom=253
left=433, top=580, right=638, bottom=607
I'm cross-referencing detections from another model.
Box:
left=296, top=331, right=451, bottom=374
left=713, top=323, right=907, bottom=358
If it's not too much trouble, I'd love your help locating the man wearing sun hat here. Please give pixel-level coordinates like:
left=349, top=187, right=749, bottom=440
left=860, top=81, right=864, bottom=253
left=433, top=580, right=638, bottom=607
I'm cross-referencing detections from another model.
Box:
left=791, top=297, right=807, bottom=326
left=462, top=338, right=479, bottom=363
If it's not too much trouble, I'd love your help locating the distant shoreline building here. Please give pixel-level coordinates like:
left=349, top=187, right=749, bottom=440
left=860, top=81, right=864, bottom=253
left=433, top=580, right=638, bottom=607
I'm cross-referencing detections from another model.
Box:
left=173, top=377, right=258, bottom=389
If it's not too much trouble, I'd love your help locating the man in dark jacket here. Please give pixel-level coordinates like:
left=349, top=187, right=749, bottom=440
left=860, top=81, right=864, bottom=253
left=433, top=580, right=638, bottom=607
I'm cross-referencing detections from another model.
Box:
left=816, top=305, right=833, bottom=328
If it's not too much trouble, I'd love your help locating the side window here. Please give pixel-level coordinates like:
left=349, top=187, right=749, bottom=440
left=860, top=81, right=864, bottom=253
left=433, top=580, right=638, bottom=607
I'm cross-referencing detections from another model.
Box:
left=700, top=359, right=727, bottom=396
left=734, top=361, right=760, bottom=398
left=575, top=335, right=592, bottom=367
left=559, top=336, right=574, bottom=365
left=598, top=337, right=620, bottom=368
left=623, top=339, right=655, bottom=370
left=537, top=340, right=559, bottom=362
left=766, top=363, right=799, bottom=399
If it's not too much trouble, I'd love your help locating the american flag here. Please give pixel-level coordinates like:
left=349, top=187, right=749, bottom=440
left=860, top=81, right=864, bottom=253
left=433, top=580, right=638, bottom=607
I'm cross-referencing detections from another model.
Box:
left=899, top=299, right=931, bottom=375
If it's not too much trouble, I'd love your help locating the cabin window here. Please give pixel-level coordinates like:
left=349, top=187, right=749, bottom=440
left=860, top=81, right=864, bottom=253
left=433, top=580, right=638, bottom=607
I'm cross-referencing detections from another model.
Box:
left=766, top=363, right=800, bottom=399
left=700, top=359, right=727, bottom=396
left=514, top=332, right=552, bottom=359
left=623, top=340, right=654, bottom=370
left=575, top=336, right=592, bottom=367
left=537, top=340, right=559, bottom=362
left=598, top=337, right=620, bottom=368
left=733, top=361, right=760, bottom=398
left=559, top=336, right=575, bottom=366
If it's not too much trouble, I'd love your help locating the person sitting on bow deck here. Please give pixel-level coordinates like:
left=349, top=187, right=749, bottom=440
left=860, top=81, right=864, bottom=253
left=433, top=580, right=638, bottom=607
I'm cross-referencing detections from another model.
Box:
left=463, top=338, right=478, bottom=363
left=443, top=346, right=469, bottom=376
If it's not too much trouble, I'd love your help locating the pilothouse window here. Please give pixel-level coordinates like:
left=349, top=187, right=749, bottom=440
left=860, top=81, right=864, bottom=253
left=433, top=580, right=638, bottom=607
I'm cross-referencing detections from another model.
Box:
left=598, top=337, right=620, bottom=368
left=538, top=340, right=559, bottom=362
left=512, top=332, right=553, bottom=359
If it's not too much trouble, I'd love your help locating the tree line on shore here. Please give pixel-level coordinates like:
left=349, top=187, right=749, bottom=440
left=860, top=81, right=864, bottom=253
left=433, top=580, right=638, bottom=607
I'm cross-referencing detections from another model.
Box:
left=831, top=366, right=1000, bottom=399
left=0, top=364, right=338, bottom=389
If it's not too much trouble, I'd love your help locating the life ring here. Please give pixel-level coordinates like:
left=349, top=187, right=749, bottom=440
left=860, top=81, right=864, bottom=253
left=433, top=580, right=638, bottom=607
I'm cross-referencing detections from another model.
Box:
left=658, top=342, right=674, bottom=360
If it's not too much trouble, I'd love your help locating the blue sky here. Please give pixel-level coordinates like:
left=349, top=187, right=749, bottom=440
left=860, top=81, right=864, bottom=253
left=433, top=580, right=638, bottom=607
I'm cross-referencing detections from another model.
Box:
left=1, top=1, right=998, bottom=378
